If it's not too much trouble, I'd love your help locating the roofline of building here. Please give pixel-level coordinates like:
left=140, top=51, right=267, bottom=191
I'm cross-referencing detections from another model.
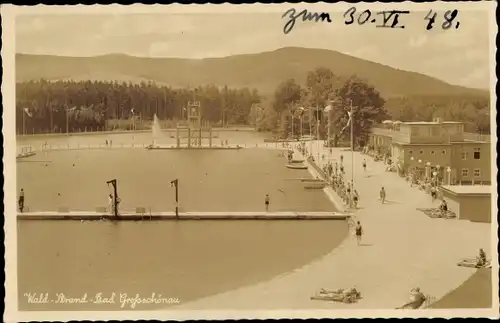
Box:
left=392, top=142, right=452, bottom=147
left=390, top=141, right=489, bottom=146
left=440, top=185, right=492, bottom=197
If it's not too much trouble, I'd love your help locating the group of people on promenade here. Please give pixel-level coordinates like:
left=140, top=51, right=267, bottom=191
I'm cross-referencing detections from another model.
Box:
left=295, top=142, right=363, bottom=208
left=406, top=167, right=456, bottom=218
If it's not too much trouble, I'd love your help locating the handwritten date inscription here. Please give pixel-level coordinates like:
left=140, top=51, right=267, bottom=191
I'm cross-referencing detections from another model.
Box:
left=282, top=8, right=461, bottom=34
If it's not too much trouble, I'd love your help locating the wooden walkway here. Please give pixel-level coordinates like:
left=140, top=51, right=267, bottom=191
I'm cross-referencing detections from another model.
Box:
left=17, top=211, right=350, bottom=221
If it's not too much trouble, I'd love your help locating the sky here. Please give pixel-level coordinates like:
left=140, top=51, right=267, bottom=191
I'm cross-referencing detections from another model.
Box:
left=14, top=5, right=493, bottom=89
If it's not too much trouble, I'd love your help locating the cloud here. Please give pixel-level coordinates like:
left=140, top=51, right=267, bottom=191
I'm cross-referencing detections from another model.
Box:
left=409, top=35, right=428, bottom=48
left=14, top=11, right=492, bottom=89
left=457, top=66, right=489, bottom=89
left=16, top=16, right=46, bottom=33
left=148, top=41, right=171, bottom=57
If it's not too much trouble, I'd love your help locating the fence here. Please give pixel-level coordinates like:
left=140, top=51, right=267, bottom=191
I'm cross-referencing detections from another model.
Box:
left=39, top=142, right=149, bottom=151
left=463, top=132, right=491, bottom=142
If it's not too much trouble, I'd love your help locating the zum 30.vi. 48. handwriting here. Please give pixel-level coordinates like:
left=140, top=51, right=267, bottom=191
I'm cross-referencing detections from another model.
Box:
left=282, top=7, right=461, bottom=34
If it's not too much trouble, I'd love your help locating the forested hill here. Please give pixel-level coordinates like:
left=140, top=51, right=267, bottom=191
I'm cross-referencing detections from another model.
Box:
left=16, top=47, right=488, bottom=98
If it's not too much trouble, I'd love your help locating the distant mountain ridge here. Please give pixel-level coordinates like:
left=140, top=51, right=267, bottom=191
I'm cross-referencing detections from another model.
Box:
left=16, top=47, right=488, bottom=98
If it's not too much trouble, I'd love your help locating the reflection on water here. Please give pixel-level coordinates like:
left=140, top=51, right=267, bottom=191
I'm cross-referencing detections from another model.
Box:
left=17, top=130, right=272, bottom=150
left=17, top=149, right=336, bottom=212
left=18, top=220, right=348, bottom=311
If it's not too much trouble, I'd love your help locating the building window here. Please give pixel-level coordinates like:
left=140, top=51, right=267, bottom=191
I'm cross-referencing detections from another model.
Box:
left=474, top=148, right=481, bottom=160
left=474, top=169, right=481, bottom=177
left=442, top=150, right=446, bottom=155
left=419, top=150, right=424, bottom=155
left=461, top=168, right=469, bottom=177
left=408, top=150, right=413, bottom=155
left=430, top=150, right=435, bottom=155
left=461, top=152, right=468, bottom=160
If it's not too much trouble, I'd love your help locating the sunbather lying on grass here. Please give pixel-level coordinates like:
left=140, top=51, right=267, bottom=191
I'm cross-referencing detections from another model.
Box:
left=458, top=248, right=489, bottom=268
left=396, top=287, right=426, bottom=309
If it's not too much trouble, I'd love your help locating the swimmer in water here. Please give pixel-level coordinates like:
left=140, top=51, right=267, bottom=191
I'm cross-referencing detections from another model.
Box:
left=18, top=188, right=25, bottom=213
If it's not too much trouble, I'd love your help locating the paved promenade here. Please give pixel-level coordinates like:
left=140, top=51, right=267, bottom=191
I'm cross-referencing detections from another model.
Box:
left=176, top=141, right=491, bottom=310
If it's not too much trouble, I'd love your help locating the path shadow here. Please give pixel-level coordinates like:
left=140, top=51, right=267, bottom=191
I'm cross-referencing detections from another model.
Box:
left=383, top=200, right=402, bottom=205
left=359, top=243, right=373, bottom=247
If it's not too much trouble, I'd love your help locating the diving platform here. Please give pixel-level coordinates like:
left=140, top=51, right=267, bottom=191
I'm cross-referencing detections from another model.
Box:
left=16, top=152, right=37, bottom=160
left=17, top=211, right=350, bottom=221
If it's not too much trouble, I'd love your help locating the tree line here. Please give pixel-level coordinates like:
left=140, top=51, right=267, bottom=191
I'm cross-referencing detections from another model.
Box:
left=257, top=68, right=389, bottom=147
left=254, top=67, right=490, bottom=147
left=16, top=79, right=261, bottom=134
left=384, top=95, right=490, bottom=134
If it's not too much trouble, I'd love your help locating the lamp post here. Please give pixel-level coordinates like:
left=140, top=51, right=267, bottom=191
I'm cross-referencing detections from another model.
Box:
left=300, top=114, right=303, bottom=139
left=436, top=165, right=441, bottom=185
left=426, top=161, right=431, bottom=180
left=66, top=107, right=69, bottom=136
left=446, top=166, right=452, bottom=185
left=418, top=159, right=422, bottom=180
left=316, top=119, right=320, bottom=161
left=170, top=179, right=179, bottom=219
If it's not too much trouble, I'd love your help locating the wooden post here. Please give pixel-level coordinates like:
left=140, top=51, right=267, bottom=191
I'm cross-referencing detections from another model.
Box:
left=209, top=125, right=212, bottom=148
left=199, top=127, right=202, bottom=147
left=188, top=128, right=191, bottom=148
left=176, top=125, right=180, bottom=148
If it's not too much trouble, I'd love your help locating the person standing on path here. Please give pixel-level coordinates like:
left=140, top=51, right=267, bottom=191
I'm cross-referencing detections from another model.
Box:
left=353, top=189, right=359, bottom=208
left=265, top=194, right=270, bottom=212
left=108, top=194, right=114, bottom=214
left=340, top=154, right=344, bottom=164
left=380, top=186, right=386, bottom=204
left=430, top=185, right=437, bottom=202
left=355, top=221, right=363, bottom=245
left=346, top=183, right=352, bottom=207
left=18, top=188, right=25, bottom=213
left=362, top=159, right=367, bottom=172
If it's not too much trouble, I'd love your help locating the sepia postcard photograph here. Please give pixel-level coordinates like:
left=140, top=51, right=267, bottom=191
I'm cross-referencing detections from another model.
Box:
left=2, top=2, right=498, bottom=321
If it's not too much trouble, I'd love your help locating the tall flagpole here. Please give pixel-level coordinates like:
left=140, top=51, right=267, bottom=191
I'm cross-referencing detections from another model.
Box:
left=309, top=108, right=313, bottom=155
left=350, top=99, right=354, bottom=207
left=66, top=107, right=69, bottom=136
left=327, top=108, right=331, bottom=149
left=316, top=119, right=320, bottom=161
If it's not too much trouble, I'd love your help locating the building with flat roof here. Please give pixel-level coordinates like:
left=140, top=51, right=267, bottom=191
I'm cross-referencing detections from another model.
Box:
left=439, top=185, right=493, bottom=223
left=368, top=118, right=491, bottom=185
